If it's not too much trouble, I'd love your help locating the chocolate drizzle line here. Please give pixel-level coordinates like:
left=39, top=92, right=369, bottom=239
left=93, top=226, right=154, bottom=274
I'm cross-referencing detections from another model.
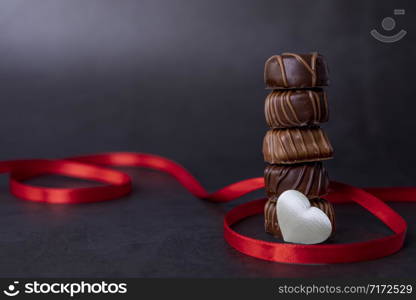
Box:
left=323, top=92, right=329, bottom=120
left=308, top=90, right=318, bottom=120
left=292, top=165, right=305, bottom=189
left=308, top=128, right=321, bottom=157
left=304, top=164, right=314, bottom=193
left=297, top=128, right=309, bottom=158
left=275, top=55, right=288, bottom=88
left=264, top=198, right=281, bottom=237
left=285, top=92, right=302, bottom=124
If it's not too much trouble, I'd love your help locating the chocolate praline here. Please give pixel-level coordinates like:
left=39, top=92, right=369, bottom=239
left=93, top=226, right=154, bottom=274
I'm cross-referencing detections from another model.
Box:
left=265, top=89, right=329, bottom=128
left=264, top=52, right=329, bottom=89
left=264, top=162, right=329, bottom=199
left=262, top=127, right=334, bottom=164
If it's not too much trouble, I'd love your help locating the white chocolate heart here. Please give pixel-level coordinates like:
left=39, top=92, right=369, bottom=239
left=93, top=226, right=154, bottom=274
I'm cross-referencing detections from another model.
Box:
left=276, top=190, right=332, bottom=244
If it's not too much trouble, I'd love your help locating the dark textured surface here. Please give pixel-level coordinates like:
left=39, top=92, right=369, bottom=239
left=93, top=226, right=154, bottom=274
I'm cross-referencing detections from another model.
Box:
left=0, top=0, right=415, bottom=277
left=0, top=170, right=415, bottom=278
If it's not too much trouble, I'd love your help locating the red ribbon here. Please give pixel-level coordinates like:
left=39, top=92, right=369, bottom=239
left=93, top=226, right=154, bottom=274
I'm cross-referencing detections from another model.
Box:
left=0, top=152, right=412, bottom=264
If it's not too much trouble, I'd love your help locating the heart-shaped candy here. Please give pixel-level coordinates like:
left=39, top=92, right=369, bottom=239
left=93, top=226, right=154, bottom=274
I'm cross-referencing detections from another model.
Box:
left=276, top=190, right=332, bottom=244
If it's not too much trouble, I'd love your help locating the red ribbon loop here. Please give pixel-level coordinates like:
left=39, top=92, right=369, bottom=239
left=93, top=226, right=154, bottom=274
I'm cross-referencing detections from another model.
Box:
left=0, top=152, right=413, bottom=264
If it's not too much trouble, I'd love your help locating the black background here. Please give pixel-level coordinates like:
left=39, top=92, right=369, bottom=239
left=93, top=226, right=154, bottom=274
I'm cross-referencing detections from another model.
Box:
left=0, top=0, right=415, bottom=277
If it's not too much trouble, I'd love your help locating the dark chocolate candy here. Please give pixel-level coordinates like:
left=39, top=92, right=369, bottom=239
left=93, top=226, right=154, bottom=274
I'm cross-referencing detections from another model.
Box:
left=264, top=162, right=329, bottom=199
left=264, top=197, right=336, bottom=238
left=264, top=197, right=281, bottom=237
left=265, top=89, right=329, bottom=128
left=262, top=127, right=333, bottom=164
left=264, top=52, right=329, bottom=89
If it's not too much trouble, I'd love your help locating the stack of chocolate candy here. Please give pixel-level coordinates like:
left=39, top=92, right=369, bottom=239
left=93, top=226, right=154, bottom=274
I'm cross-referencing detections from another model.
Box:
left=262, top=52, right=336, bottom=238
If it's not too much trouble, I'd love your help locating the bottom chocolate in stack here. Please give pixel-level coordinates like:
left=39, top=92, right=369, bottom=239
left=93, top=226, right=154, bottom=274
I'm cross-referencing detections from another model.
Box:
left=264, top=162, right=335, bottom=238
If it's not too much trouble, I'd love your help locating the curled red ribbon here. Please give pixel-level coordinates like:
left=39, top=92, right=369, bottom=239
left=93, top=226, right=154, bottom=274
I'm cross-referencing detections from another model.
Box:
left=0, top=152, right=412, bottom=264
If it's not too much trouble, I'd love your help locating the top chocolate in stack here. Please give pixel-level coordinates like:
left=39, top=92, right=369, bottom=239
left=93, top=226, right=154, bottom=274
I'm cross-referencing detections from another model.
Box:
left=264, top=52, right=329, bottom=89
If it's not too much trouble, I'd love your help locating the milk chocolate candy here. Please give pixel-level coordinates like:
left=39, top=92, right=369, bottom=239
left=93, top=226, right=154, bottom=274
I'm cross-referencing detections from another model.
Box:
left=263, top=127, right=333, bottom=164
left=264, top=162, right=329, bottom=199
left=264, top=52, right=329, bottom=89
left=264, top=197, right=335, bottom=238
left=265, top=89, right=329, bottom=128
